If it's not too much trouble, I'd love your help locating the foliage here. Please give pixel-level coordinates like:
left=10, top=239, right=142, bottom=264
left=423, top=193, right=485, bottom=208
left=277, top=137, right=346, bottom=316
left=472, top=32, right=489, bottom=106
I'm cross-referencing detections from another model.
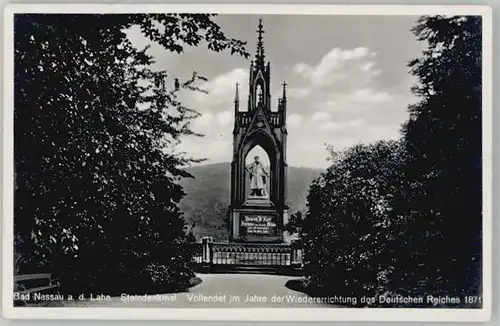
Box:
left=300, top=15, right=482, bottom=307
left=391, top=15, right=482, bottom=298
left=284, top=211, right=304, bottom=236
left=14, top=14, right=248, bottom=294
left=301, top=141, right=404, bottom=302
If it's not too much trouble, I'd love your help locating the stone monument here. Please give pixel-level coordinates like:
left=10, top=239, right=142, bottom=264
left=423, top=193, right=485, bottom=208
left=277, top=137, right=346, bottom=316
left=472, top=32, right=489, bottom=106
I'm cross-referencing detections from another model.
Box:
left=229, top=19, right=288, bottom=243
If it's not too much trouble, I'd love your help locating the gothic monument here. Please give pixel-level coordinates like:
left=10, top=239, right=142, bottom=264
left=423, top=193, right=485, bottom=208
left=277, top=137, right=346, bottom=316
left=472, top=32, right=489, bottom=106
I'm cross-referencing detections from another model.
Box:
left=229, top=19, right=288, bottom=243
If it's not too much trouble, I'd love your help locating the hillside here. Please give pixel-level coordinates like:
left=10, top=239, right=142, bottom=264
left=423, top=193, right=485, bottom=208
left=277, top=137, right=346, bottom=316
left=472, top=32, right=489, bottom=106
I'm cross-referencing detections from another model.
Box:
left=178, top=163, right=323, bottom=241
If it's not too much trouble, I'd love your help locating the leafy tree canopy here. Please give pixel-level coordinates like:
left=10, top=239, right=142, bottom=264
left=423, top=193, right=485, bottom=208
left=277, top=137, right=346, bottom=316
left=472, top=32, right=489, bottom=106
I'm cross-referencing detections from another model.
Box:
left=14, top=13, right=248, bottom=294
left=300, top=15, right=482, bottom=306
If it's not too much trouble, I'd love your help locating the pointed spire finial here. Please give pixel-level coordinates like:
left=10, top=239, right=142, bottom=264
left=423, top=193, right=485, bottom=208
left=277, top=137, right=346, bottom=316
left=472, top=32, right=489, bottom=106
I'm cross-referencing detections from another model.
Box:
left=235, top=82, right=240, bottom=102
left=234, top=82, right=240, bottom=114
left=255, top=18, right=266, bottom=67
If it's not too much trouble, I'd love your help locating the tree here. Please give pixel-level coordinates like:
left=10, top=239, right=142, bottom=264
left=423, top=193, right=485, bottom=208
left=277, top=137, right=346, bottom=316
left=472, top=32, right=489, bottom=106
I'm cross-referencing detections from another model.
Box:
left=301, top=141, right=404, bottom=302
left=14, top=14, right=248, bottom=294
left=284, top=211, right=304, bottom=236
left=389, top=15, right=482, bottom=298
left=294, top=15, right=482, bottom=307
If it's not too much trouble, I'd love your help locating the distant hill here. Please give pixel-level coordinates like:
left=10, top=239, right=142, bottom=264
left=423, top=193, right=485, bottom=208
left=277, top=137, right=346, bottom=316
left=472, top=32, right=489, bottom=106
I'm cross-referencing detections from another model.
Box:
left=178, top=162, right=323, bottom=241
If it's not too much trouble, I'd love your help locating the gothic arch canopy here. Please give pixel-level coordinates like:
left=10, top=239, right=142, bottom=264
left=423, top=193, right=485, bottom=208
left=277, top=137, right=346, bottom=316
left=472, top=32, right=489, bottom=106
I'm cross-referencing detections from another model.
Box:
left=241, top=130, right=277, bottom=163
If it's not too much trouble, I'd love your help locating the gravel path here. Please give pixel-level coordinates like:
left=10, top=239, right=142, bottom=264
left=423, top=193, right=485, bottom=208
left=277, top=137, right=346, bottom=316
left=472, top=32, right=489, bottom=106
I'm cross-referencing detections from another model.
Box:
left=60, top=273, right=329, bottom=308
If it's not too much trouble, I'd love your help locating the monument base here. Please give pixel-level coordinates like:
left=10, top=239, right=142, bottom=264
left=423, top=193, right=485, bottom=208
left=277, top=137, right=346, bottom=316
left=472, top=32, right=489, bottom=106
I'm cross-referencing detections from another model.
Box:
left=230, top=207, right=284, bottom=243
left=243, top=197, right=273, bottom=207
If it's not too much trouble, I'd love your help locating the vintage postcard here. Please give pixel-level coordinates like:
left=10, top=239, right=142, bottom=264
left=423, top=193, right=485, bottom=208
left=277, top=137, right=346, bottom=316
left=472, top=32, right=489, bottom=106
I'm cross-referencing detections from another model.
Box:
left=2, top=3, right=492, bottom=322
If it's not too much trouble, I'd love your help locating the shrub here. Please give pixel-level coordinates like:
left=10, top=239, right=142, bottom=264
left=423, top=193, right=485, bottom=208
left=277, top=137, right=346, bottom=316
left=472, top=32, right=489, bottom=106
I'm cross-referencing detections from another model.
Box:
left=301, top=141, right=404, bottom=300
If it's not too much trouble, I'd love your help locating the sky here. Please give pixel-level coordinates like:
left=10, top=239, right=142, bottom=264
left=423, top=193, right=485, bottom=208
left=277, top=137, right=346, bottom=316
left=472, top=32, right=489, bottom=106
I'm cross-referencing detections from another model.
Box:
left=127, top=15, right=426, bottom=169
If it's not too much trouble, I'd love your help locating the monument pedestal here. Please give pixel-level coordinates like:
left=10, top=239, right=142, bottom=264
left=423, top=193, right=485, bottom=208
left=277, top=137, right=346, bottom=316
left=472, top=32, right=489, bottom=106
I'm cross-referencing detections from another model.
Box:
left=231, top=204, right=286, bottom=243
left=243, top=196, right=273, bottom=207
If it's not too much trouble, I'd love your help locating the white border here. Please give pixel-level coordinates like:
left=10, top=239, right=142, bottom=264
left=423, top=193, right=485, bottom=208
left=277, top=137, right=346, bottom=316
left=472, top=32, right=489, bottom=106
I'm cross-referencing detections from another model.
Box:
left=1, top=4, right=493, bottom=322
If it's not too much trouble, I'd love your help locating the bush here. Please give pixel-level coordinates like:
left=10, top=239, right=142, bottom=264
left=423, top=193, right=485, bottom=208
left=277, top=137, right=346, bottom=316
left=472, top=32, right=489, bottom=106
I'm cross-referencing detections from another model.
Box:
left=301, top=141, right=404, bottom=301
left=132, top=262, right=195, bottom=294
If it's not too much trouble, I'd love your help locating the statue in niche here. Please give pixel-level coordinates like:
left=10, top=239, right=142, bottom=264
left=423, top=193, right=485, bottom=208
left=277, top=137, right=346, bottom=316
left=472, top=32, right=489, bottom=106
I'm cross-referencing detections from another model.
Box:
left=256, top=84, right=263, bottom=105
left=246, top=155, right=269, bottom=198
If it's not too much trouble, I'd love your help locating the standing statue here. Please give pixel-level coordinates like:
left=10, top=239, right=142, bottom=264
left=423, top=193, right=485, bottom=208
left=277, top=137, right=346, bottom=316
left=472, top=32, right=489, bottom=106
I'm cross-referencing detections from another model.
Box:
left=246, top=156, right=269, bottom=197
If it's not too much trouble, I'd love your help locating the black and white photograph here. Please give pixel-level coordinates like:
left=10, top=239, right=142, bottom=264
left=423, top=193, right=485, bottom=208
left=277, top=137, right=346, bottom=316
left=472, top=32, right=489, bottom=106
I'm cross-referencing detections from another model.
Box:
left=2, top=4, right=492, bottom=322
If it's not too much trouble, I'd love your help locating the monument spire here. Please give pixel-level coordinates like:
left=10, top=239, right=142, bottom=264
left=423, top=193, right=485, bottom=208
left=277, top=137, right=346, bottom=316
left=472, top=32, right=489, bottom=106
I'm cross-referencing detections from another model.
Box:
left=281, top=81, right=287, bottom=125
left=255, top=19, right=266, bottom=68
left=234, top=82, right=240, bottom=114
left=281, top=81, right=287, bottom=103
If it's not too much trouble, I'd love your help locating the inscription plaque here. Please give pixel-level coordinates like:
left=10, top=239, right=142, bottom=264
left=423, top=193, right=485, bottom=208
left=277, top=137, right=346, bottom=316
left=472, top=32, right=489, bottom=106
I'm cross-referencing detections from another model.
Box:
left=241, top=214, right=277, bottom=236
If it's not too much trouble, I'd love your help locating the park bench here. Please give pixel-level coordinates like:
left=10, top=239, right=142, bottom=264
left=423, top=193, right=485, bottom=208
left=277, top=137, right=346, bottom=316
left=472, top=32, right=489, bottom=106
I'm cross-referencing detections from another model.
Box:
left=14, top=273, right=60, bottom=305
